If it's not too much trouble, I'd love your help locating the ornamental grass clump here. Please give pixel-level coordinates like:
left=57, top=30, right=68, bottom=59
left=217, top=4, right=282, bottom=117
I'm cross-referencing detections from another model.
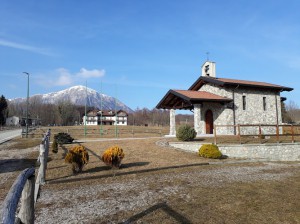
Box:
left=199, top=144, right=222, bottom=159
left=176, top=124, right=197, bottom=141
left=102, top=146, right=125, bottom=168
left=65, top=145, right=89, bottom=173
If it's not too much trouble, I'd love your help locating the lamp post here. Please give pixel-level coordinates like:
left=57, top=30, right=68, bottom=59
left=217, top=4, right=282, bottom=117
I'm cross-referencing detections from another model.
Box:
left=23, top=72, right=29, bottom=138
left=84, top=81, right=87, bottom=137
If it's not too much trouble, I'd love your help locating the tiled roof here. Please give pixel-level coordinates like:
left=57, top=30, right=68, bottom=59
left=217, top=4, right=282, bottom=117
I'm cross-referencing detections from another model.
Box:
left=189, top=76, right=293, bottom=91
left=156, top=89, right=232, bottom=109
left=174, top=90, right=232, bottom=101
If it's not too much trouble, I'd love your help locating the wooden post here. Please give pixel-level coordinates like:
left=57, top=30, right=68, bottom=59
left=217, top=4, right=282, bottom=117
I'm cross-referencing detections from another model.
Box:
left=276, top=125, right=279, bottom=143
left=17, top=175, right=35, bottom=224
left=44, top=133, right=50, bottom=170
left=214, top=125, right=217, bottom=145
left=259, top=125, right=262, bottom=144
left=38, top=143, right=46, bottom=184
left=238, top=124, right=241, bottom=144
left=291, top=125, right=295, bottom=143
left=1, top=168, right=35, bottom=224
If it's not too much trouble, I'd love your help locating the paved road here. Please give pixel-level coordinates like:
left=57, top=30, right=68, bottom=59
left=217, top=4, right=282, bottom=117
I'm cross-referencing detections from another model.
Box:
left=0, top=129, right=22, bottom=144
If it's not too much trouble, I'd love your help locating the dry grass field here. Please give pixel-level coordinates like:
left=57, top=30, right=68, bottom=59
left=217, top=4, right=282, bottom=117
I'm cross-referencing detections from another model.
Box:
left=30, top=125, right=300, bottom=144
left=1, top=131, right=299, bottom=224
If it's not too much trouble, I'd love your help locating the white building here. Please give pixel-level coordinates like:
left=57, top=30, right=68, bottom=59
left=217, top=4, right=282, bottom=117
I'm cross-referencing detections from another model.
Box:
left=83, top=110, right=128, bottom=126
left=6, top=116, right=20, bottom=126
left=157, top=61, right=293, bottom=135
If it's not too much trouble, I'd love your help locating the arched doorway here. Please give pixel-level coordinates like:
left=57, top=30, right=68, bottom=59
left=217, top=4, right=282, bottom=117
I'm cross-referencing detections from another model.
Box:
left=205, top=110, right=213, bottom=134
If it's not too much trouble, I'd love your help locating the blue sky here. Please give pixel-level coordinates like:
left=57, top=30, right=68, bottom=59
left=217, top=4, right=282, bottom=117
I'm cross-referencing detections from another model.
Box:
left=0, top=0, right=299, bottom=111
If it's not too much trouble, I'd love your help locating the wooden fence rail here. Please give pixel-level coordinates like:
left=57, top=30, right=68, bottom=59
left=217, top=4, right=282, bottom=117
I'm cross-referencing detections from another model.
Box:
left=214, top=124, right=300, bottom=145
left=35, top=129, right=51, bottom=202
left=1, top=168, right=35, bottom=224
left=1, top=129, right=51, bottom=224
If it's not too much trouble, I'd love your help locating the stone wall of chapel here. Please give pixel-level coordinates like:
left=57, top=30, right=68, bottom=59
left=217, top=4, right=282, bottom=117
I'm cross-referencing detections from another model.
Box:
left=233, top=88, right=281, bottom=125
left=200, top=102, right=234, bottom=135
left=198, top=83, right=282, bottom=135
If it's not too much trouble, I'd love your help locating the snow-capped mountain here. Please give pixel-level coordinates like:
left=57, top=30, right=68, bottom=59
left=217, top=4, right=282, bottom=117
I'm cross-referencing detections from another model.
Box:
left=11, top=85, right=133, bottom=112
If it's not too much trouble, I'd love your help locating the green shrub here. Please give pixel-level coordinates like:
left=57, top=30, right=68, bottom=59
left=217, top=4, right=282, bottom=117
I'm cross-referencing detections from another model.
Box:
left=52, top=138, right=58, bottom=153
left=199, top=144, right=222, bottom=159
left=176, top=125, right=197, bottom=141
left=54, top=132, right=74, bottom=145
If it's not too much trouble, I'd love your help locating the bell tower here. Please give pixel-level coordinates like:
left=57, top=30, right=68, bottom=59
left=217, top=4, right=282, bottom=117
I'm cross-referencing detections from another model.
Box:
left=201, top=61, right=216, bottom=77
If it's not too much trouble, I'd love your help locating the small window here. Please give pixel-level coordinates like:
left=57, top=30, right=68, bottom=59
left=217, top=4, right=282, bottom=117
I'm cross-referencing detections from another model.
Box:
left=242, top=96, right=246, bottom=110
left=263, top=97, right=266, bottom=111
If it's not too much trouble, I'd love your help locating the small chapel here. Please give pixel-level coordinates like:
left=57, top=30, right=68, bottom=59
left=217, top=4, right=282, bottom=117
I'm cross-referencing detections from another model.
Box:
left=156, top=61, right=293, bottom=136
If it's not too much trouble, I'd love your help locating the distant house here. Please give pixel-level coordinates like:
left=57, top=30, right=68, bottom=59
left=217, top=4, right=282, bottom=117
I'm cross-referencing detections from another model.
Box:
left=6, top=116, right=20, bottom=126
left=83, top=110, right=128, bottom=126
left=156, top=61, right=293, bottom=136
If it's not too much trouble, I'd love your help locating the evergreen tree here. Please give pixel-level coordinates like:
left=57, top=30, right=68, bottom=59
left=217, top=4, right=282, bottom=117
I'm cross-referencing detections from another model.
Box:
left=0, top=95, right=8, bottom=125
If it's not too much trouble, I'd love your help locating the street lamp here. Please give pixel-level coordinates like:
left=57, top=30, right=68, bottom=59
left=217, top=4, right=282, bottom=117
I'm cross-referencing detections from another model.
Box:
left=23, top=72, right=29, bottom=138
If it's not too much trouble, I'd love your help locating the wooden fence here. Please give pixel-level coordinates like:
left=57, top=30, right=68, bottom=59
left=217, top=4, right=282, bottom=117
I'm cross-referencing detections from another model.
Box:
left=30, top=126, right=169, bottom=139
left=214, top=124, right=300, bottom=145
left=1, top=130, right=51, bottom=224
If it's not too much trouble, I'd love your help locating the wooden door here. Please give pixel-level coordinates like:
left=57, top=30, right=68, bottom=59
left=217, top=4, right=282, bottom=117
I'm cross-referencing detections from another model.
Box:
left=205, top=110, right=213, bottom=134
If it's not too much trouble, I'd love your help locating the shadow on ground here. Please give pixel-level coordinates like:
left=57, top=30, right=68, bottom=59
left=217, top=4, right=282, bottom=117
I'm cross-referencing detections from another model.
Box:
left=121, top=202, right=192, bottom=224
left=48, top=162, right=209, bottom=184
left=0, top=159, right=37, bottom=174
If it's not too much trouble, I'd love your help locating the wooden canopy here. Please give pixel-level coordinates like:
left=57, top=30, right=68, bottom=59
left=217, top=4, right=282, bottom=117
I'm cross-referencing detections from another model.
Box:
left=156, top=90, right=232, bottom=110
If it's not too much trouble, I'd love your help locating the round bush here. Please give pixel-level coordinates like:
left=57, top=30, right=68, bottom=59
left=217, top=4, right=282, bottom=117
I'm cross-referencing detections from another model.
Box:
left=199, top=144, right=222, bottom=159
left=176, top=125, right=197, bottom=141
left=102, top=145, right=125, bottom=168
left=54, top=132, right=74, bottom=145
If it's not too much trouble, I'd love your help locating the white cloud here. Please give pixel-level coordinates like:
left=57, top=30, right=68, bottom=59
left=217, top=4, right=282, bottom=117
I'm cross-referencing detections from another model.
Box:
left=56, top=68, right=73, bottom=86
left=36, top=67, right=105, bottom=87
left=0, top=39, right=54, bottom=56
left=76, top=68, right=105, bottom=78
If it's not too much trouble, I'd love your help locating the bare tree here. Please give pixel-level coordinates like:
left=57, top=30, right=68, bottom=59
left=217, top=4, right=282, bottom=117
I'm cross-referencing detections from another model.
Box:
left=285, top=101, right=300, bottom=123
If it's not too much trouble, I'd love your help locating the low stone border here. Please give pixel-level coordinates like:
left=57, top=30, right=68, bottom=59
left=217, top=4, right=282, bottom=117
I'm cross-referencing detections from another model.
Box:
left=169, top=142, right=300, bottom=161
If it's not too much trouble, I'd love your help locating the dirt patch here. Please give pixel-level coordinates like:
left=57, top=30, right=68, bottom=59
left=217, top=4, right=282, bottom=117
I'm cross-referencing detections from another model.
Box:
left=0, top=139, right=40, bottom=210
left=33, top=138, right=300, bottom=224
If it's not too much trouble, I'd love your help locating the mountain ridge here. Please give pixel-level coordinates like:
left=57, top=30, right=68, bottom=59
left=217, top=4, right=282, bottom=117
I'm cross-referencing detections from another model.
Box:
left=11, top=85, right=133, bottom=112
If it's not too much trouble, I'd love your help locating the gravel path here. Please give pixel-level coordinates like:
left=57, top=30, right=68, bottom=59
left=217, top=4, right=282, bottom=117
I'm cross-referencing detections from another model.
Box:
left=34, top=162, right=300, bottom=224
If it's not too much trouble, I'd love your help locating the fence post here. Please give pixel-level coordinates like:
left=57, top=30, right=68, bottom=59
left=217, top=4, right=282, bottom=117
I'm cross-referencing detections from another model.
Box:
left=17, top=175, right=35, bottom=224
left=214, top=125, right=217, bottom=145
left=291, top=125, right=295, bottom=143
left=1, top=168, right=35, bottom=224
left=276, top=125, right=279, bottom=143
left=259, top=125, right=262, bottom=144
left=38, top=143, right=46, bottom=184
left=238, top=124, right=241, bottom=144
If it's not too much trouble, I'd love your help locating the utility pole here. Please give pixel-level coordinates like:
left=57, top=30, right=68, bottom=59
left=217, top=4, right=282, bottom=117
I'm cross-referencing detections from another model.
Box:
left=23, top=72, right=29, bottom=138
left=84, top=81, right=87, bottom=137
left=100, top=81, right=103, bottom=136
left=115, top=85, right=118, bottom=138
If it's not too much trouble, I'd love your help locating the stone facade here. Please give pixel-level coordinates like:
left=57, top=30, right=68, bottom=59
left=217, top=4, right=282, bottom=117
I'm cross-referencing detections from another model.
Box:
left=169, top=142, right=300, bottom=161
left=194, top=83, right=282, bottom=135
